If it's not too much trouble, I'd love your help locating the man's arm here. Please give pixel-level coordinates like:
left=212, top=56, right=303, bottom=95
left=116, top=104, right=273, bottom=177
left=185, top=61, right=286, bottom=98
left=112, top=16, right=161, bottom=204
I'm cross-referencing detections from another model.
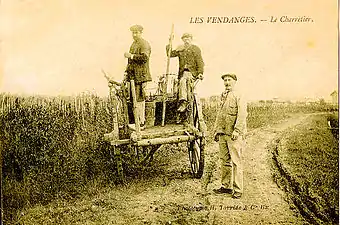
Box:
left=234, top=93, right=248, bottom=136
left=130, top=41, right=151, bottom=64
left=213, top=94, right=225, bottom=141
left=166, top=44, right=179, bottom=57
left=194, top=46, right=204, bottom=76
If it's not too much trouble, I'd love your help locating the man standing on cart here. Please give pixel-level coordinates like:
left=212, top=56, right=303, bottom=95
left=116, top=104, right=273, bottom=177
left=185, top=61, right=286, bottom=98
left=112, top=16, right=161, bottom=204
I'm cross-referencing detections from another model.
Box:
left=166, top=33, right=204, bottom=116
left=124, top=24, right=152, bottom=130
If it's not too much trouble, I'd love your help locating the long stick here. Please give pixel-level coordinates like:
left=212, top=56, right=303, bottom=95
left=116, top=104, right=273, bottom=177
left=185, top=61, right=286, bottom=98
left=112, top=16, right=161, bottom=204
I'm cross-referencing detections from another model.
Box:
left=101, top=69, right=121, bottom=86
left=161, top=24, right=174, bottom=126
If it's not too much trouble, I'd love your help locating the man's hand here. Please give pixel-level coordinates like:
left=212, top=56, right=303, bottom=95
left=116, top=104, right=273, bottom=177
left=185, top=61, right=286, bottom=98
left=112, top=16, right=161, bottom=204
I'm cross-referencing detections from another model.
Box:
left=214, top=133, right=221, bottom=142
left=141, top=82, right=147, bottom=88
left=198, top=73, right=204, bottom=80
left=175, top=45, right=185, bottom=52
left=124, top=52, right=132, bottom=58
left=231, top=130, right=239, bottom=141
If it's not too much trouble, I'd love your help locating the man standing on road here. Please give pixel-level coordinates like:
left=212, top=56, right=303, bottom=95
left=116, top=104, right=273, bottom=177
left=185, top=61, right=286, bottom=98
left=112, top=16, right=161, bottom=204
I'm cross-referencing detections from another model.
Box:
left=213, top=73, right=247, bottom=199
left=124, top=24, right=152, bottom=130
left=166, top=33, right=204, bottom=113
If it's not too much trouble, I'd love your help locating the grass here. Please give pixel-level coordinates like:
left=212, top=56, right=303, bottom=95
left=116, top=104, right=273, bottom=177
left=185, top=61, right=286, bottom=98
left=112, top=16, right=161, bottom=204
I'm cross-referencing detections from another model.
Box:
left=0, top=93, right=118, bottom=223
left=275, top=113, right=339, bottom=224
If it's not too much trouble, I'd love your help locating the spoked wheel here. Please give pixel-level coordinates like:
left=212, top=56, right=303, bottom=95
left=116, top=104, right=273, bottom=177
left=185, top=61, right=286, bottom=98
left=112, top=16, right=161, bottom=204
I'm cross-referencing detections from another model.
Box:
left=188, top=94, right=205, bottom=178
left=188, top=137, right=204, bottom=178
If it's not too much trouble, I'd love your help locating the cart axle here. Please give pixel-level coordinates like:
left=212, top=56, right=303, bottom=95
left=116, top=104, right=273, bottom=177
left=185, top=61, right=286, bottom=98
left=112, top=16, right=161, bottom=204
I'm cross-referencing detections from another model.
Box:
left=109, top=134, right=196, bottom=147
left=135, top=135, right=196, bottom=146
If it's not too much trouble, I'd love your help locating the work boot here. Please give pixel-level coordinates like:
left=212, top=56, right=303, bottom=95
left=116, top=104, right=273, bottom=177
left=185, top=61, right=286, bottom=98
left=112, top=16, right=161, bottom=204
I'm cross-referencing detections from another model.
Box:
left=177, top=100, right=188, bottom=112
left=213, top=187, right=233, bottom=194
left=232, top=191, right=242, bottom=199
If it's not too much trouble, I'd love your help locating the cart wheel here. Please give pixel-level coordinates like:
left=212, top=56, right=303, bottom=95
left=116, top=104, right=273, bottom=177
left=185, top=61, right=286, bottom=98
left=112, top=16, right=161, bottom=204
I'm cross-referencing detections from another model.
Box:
left=188, top=137, right=205, bottom=178
left=188, top=94, right=205, bottom=178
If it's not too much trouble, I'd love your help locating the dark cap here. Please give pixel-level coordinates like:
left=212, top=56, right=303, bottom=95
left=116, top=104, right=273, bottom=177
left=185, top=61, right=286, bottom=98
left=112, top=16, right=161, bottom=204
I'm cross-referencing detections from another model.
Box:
left=181, top=33, right=193, bottom=39
left=221, top=73, right=237, bottom=81
left=130, top=24, right=143, bottom=32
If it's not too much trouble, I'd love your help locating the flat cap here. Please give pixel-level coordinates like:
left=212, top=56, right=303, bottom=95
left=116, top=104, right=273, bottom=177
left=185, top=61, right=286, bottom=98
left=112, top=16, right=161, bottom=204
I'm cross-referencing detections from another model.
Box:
left=130, top=24, right=143, bottom=32
left=221, top=73, right=237, bottom=81
left=181, top=33, right=193, bottom=39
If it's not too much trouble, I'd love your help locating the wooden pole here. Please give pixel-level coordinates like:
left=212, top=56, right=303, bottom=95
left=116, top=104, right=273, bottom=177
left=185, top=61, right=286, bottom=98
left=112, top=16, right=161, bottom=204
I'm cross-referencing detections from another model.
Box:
left=136, top=135, right=195, bottom=146
left=161, top=24, right=174, bottom=126
left=130, top=80, right=141, bottom=137
left=108, top=83, right=119, bottom=140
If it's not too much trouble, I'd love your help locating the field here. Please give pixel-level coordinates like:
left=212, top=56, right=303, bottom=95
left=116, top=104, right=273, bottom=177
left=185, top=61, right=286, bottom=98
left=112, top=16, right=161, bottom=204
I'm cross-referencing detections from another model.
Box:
left=201, top=99, right=337, bottom=140
left=0, top=93, right=117, bottom=222
left=0, top=93, right=338, bottom=224
left=272, top=113, right=339, bottom=224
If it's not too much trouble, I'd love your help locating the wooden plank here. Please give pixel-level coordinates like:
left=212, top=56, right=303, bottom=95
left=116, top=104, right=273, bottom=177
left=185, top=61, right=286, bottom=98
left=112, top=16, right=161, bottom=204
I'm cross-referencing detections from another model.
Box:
left=140, top=129, right=187, bottom=139
left=106, top=123, right=202, bottom=143
left=142, top=124, right=185, bottom=134
left=111, top=139, right=130, bottom=146
left=136, top=135, right=195, bottom=146
left=110, top=134, right=197, bottom=147
left=107, top=130, right=188, bottom=143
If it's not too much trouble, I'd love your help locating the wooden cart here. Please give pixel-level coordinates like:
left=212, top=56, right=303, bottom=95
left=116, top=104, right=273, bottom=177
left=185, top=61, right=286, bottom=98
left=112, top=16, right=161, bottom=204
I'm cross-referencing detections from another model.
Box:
left=103, top=74, right=206, bottom=181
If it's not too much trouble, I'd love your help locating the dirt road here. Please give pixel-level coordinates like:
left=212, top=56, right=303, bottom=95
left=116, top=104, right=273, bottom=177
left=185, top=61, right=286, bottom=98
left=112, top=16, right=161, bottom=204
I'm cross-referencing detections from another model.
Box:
left=69, top=114, right=309, bottom=225
left=25, top=114, right=310, bottom=225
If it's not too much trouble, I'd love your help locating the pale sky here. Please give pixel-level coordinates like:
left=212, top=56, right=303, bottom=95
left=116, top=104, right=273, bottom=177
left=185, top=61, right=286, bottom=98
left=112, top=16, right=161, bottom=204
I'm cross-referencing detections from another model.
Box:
left=0, top=0, right=338, bottom=101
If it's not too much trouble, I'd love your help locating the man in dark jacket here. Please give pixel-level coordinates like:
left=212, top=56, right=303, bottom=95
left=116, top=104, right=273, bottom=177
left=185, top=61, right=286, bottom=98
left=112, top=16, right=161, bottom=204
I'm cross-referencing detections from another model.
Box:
left=124, top=24, right=152, bottom=129
left=166, top=33, right=204, bottom=112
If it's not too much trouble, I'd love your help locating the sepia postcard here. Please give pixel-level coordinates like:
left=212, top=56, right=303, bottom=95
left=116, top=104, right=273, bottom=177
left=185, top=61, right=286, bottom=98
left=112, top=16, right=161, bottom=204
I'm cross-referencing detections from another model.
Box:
left=0, top=0, right=338, bottom=224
